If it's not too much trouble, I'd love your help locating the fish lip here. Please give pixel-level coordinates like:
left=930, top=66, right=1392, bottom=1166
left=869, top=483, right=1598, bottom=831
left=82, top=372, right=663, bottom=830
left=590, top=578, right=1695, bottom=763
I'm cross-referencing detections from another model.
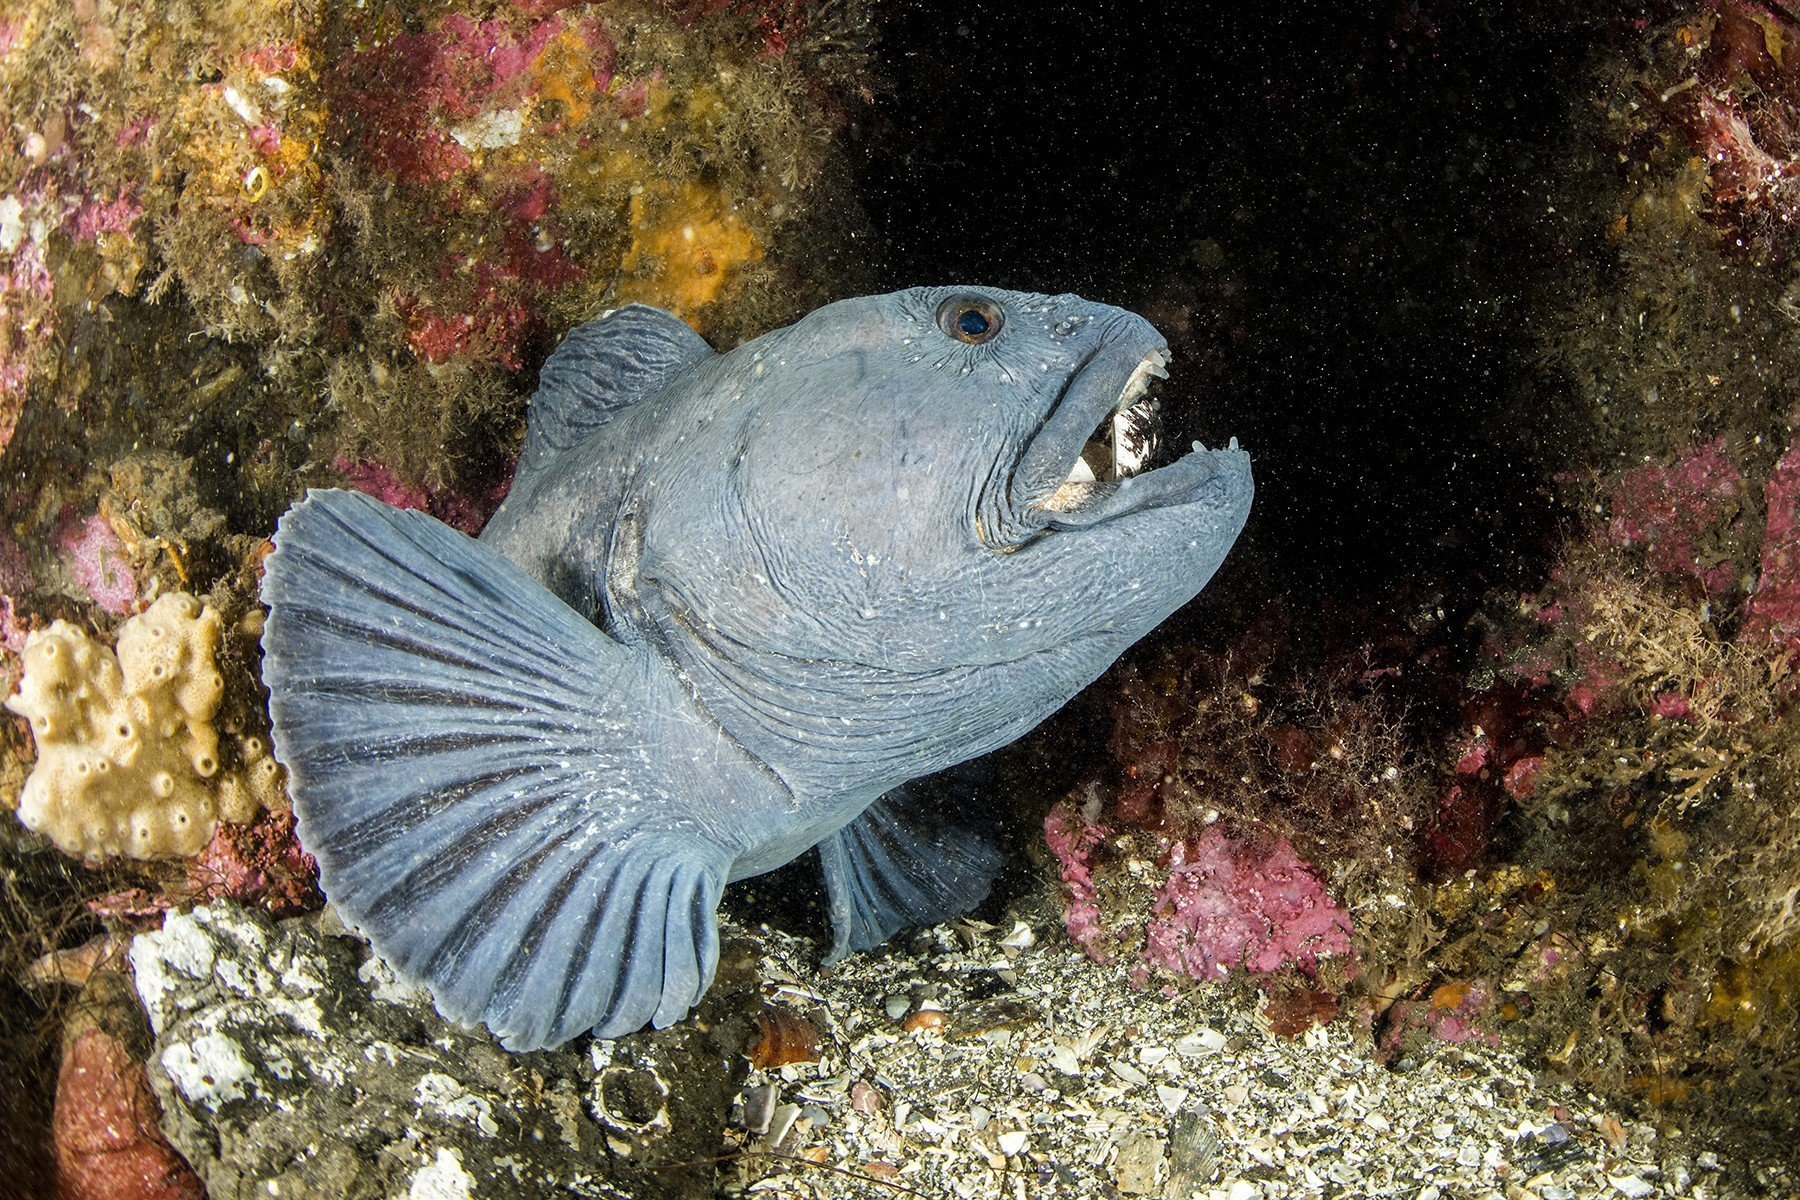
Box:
left=1007, top=332, right=1245, bottom=534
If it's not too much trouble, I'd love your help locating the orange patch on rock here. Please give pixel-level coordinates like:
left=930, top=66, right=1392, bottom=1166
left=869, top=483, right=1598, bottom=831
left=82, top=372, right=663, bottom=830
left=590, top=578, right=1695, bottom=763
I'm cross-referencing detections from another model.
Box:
left=617, top=182, right=762, bottom=324
left=54, top=1028, right=203, bottom=1200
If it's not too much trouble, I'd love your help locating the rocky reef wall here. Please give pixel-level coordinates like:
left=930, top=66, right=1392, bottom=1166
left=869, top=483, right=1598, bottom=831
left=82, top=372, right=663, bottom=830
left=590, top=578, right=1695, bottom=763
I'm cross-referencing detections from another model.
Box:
left=0, top=2, right=876, bottom=1193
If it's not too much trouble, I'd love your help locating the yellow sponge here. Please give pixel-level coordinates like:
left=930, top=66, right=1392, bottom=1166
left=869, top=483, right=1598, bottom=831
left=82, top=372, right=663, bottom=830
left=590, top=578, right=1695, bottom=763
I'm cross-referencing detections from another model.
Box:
left=5, top=593, right=237, bottom=860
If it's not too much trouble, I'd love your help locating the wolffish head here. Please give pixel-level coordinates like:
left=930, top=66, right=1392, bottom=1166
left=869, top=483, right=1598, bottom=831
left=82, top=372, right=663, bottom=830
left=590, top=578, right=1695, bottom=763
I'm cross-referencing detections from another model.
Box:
left=632, top=286, right=1252, bottom=793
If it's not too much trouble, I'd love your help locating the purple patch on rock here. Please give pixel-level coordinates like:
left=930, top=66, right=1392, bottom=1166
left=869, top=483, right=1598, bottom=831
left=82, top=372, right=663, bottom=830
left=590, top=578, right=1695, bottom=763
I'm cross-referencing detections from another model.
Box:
left=56, top=513, right=137, bottom=616
left=1143, top=827, right=1353, bottom=980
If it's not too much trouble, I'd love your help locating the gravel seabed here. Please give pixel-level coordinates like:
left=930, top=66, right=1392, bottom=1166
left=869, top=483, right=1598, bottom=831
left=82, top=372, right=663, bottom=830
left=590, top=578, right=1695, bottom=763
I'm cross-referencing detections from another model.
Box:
left=717, top=915, right=1792, bottom=1200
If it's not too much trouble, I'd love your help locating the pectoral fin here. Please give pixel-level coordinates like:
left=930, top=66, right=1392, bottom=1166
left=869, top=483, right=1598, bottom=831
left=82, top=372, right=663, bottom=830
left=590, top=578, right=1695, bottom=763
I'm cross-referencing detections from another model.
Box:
left=816, top=776, right=1005, bottom=964
left=261, top=489, right=755, bottom=1049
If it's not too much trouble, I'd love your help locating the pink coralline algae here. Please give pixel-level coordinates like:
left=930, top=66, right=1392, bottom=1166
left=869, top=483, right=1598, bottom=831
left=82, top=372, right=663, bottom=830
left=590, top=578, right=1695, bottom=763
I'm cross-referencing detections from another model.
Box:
left=400, top=238, right=584, bottom=372
left=335, top=456, right=510, bottom=535
left=1504, top=754, right=1544, bottom=799
left=239, top=41, right=300, bottom=75
left=187, top=809, right=320, bottom=918
left=1605, top=439, right=1744, bottom=594
left=85, top=888, right=174, bottom=929
left=56, top=513, right=138, bottom=616
left=1143, top=827, right=1354, bottom=981
left=675, top=0, right=809, bottom=57
left=1665, top=1, right=1800, bottom=257
left=1742, top=432, right=1800, bottom=653
left=53, top=1028, right=204, bottom=1200
left=1379, top=981, right=1499, bottom=1055
left=1649, top=691, right=1693, bottom=721
left=1043, top=802, right=1111, bottom=960
left=64, top=189, right=144, bottom=243
left=332, top=12, right=610, bottom=184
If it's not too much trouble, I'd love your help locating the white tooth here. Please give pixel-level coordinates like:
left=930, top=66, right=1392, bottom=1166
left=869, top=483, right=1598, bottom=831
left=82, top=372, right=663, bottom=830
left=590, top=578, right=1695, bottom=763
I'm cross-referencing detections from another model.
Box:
left=1065, top=456, right=1096, bottom=484
left=1192, top=439, right=1204, bottom=452
left=1228, top=436, right=1239, bottom=451
left=1120, top=359, right=1156, bottom=404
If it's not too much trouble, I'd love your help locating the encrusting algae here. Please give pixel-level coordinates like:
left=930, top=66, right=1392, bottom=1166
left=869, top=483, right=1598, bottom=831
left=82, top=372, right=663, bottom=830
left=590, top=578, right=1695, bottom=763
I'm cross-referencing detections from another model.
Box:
left=4, top=593, right=277, bottom=862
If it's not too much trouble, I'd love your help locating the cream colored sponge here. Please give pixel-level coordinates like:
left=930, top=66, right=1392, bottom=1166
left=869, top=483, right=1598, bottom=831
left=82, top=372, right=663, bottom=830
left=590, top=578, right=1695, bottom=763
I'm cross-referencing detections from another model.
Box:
left=4, top=593, right=250, bottom=860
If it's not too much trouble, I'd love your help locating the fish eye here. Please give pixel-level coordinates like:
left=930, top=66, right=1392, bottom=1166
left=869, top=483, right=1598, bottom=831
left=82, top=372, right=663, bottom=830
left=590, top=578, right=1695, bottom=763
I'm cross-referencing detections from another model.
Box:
left=936, top=296, right=1003, bottom=344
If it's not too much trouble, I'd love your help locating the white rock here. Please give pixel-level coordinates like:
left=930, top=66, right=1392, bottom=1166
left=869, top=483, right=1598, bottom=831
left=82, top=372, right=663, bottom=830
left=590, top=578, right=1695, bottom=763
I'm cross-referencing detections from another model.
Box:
left=416, top=1073, right=500, bottom=1137
left=161, top=1032, right=254, bottom=1109
left=449, top=109, right=524, bottom=150
left=130, top=907, right=221, bottom=1034
left=0, top=197, right=24, bottom=254
left=408, top=1148, right=474, bottom=1200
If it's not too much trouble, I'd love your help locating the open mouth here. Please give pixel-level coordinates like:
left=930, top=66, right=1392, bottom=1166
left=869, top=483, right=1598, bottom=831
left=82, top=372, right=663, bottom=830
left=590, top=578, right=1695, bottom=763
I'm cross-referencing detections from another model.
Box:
left=1021, top=344, right=1242, bottom=532
left=989, top=326, right=1250, bottom=550
left=1042, top=349, right=1171, bottom=512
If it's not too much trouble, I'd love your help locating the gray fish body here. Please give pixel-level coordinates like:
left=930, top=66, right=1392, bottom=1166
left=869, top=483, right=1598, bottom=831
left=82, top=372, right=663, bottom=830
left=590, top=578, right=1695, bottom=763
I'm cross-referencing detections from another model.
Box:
left=260, top=287, right=1251, bottom=1050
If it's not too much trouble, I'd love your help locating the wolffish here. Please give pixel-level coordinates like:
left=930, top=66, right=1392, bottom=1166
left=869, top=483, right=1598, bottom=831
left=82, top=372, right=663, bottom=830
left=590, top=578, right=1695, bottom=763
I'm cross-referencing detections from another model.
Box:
left=260, top=287, right=1253, bottom=1051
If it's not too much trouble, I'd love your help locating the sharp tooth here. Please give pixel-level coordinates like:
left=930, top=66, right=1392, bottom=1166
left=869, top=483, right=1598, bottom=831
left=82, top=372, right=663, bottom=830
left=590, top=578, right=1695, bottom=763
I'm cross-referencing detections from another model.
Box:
left=1119, top=358, right=1158, bottom=405
left=1065, top=456, right=1097, bottom=484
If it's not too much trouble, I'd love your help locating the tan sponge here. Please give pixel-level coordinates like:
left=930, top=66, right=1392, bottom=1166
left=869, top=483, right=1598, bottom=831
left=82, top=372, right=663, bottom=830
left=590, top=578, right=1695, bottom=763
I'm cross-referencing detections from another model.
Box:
left=3, top=592, right=263, bottom=860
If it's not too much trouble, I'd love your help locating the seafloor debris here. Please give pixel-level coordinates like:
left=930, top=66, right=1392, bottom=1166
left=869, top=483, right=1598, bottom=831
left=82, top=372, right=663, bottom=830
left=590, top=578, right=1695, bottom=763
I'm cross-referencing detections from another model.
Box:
left=721, top=916, right=1774, bottom=1198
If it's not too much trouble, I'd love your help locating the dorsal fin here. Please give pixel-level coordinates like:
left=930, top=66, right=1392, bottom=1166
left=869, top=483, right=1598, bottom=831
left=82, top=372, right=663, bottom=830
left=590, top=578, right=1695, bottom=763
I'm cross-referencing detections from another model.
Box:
left=516, top=304, right=714, bottom=486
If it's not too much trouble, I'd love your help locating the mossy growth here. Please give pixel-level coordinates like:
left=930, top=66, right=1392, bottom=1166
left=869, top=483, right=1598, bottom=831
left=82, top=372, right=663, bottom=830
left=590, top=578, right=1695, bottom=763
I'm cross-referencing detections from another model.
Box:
left=1465, top=547, right=1800, bottom=1146
left=1026, top=589, right=1443, bottom=1019
left=0, top=0, right=879, bottom=598
left=1531, top=13, right=1796, bottom=475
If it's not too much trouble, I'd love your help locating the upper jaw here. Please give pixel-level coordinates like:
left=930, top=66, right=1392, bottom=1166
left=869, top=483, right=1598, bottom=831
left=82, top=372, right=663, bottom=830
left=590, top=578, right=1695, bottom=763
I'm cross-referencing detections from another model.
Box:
left=1043, top=348, right=1169, bottom=504
left=1009, top=334, right=1243, bottom=532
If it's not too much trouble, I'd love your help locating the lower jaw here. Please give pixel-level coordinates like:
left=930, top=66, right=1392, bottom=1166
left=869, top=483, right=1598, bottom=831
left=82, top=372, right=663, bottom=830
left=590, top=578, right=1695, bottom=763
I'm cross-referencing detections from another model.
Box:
left=1031, top=447, right=1229, bottom=530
